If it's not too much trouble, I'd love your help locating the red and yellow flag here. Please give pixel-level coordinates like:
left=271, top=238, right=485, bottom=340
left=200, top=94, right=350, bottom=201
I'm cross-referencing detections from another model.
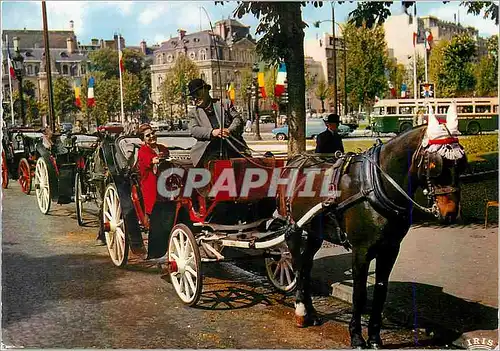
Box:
left=258, top=72, right=267, bottom=98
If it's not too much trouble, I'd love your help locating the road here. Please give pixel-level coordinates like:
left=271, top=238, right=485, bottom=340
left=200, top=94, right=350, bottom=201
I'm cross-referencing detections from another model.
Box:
left=2, top=181, right=497, bottom=348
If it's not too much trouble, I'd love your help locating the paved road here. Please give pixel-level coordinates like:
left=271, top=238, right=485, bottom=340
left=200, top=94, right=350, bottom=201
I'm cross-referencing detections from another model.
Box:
left=2, top=181, right=497, bottom=348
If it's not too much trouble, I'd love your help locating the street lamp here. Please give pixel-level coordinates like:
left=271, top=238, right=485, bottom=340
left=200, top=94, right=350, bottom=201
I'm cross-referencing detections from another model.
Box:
left=12, top=36, right=25, bottom=126
left=313, top=18, right=348, bottom=117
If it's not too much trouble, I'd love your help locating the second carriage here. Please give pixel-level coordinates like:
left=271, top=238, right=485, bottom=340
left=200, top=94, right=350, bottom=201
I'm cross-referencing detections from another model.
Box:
left=99, top=132, right=297, bottom=306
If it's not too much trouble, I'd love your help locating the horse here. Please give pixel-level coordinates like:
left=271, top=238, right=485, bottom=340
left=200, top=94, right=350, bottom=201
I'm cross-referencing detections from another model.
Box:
left=278, top=102, right=468, bottom=348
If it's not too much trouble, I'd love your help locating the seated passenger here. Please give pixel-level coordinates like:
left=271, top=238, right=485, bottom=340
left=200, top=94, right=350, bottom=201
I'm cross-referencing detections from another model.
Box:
left=187, top=78, right=250, bottom=168
left=137, top=124, right=173, bottom=260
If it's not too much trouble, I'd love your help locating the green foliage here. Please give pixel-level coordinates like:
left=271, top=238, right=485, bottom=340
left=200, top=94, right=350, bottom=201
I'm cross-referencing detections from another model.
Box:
left=88, top=48, right=145, bottom=79
left=387, top=62, right=407, bottom=99
left=238, top=69, right=253, bottom=105
left=429, top=34, right=476, bottom=97
left=159, top=55, right=199, bottom=120
left=233, top=2, right=307, bottom=154
left=461, top=1, right=499, bottom=25
left=475, top=55, right=498, bottom=96
left=343, top=23, right=389, bottom=114
left=314, top=80, right=332, bottom=113
left=53, top=77, right=79, bottom=123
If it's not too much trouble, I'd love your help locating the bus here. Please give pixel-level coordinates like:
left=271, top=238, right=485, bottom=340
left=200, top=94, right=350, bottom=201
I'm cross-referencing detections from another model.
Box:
left=372, top=97, right=498, bottom=135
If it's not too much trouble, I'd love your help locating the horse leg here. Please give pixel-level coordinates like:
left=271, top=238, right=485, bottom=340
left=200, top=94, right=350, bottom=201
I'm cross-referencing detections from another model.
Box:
left=367, top=245, right=400, bottom=349
left=285, top=223, right=323, bottom=328
left=349, top=250, right=370, bottom=349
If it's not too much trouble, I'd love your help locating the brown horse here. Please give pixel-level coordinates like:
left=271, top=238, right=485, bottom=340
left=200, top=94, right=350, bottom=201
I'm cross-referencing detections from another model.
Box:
left=278, top=105, right=467, bottom=348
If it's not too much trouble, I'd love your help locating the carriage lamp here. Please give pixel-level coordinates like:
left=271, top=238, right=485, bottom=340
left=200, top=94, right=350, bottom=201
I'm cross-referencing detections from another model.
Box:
left=423, top=189, right=429, bottom=196
left=12, top=37, right=25, bottom=126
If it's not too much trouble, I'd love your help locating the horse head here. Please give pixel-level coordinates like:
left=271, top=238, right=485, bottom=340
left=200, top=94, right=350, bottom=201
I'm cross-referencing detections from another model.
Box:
left=413, top=101, right=468, bottom=223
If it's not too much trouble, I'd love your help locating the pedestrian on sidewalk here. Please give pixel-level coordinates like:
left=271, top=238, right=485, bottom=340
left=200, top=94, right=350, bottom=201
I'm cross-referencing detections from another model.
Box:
left=245, top=118, right=252, bottom=133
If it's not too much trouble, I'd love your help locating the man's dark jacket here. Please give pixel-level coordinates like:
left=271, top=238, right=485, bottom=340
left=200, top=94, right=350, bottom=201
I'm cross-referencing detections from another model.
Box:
left=315, top=129, right=344, bottom=154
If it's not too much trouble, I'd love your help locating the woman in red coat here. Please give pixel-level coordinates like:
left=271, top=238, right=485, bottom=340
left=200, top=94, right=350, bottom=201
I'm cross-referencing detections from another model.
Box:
left=137, top=124, right=174, bottom=259
left=137, top=124, right=169, bottom=217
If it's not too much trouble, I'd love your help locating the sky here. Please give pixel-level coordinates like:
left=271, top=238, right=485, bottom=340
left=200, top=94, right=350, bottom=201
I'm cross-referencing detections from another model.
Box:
left=1, top=1, right=499, bottom=48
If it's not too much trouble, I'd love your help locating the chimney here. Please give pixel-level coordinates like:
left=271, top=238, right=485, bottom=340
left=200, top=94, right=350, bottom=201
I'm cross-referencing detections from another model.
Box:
left=140, top=39, right=147, bottom=54
left=69, top=20, right=74, bottom=31
left=67, top=37, right=74, bottom=54
left=178, top=29, right=186, bottom=40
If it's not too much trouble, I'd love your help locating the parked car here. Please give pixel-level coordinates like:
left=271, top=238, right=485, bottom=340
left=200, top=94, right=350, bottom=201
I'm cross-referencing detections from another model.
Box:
left=272, top=119, right=351, bottom=141
left=259, top=115, right=275, bottom=124
left=60, top=123, right=73, bottom=133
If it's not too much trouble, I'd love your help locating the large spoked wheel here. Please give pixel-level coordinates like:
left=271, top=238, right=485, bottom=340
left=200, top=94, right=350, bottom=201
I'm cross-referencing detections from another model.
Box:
left=168, top=224, right=202, bottom=306
left=265, top=243, right=297, bottom=293
left=102, top=183, right=129, bottom=267
left=18, top=158, right=31, bottom=194
left=2, top=150, right=8, bottom=189
left=75, top=172, right=85, bottom=226
left=35, top=158, right=51, bottom=214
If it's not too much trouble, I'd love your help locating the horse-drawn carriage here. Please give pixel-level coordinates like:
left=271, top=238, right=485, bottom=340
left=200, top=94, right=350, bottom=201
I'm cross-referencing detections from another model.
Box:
left=99, top=131, right=297, bottom=305
left=2, top=127, right=44, bottom=194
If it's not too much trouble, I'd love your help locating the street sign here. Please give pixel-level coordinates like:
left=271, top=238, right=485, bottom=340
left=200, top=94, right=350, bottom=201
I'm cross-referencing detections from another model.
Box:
left=419, top=83, right=435, bottom=98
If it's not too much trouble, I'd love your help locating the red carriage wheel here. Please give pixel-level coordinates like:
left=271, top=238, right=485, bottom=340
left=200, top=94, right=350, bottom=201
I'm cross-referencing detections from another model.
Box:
left=18, top=158, right=32, bottom=194
left=2, top=150, right=8, bottom=189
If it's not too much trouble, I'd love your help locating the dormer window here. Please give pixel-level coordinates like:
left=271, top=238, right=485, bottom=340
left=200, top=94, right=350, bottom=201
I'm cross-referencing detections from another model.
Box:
left=25, top=51, right=33, bottom=57
left=189, top=51, right=195, bottom=60
left=193, top=38, right=200, bottom=43
left=167, top=54, right=173, bottom=62
left=60, top=52, right=68, bottom=58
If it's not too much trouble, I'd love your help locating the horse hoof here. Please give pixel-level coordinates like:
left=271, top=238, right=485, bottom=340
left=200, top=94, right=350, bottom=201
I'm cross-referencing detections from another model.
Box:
left=367, top=337, right=383, bottom=349
left=295, top=315, right=306, bottom=328
left=351, top=335, right=367, bottom=349
left=308, top=314, right=323, bottom=326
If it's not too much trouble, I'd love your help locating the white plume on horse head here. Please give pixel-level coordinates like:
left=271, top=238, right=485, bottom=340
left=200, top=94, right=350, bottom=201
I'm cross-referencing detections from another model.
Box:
left=446, top=100, right=459, bottom=136
left=425, top=103, right=445, bottom=140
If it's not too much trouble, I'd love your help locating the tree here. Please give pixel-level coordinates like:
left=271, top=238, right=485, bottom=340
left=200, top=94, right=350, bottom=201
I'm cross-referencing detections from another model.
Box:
left=475, top=35, right=498, bottom=96
left=387, top=61, right=408, bottom=99
left=429, top=34, right=476, bottom=97
left=348, top=1, right=498, bottom=28
left=343, top=22, right=389, bottom=119
left=88, top=47, right=146, bottom=79
left=53, top=76, right=79, bottom=123
left=159, top=55, right=199, bottom=120
left=238, top=68, right=253, bottom=119
left=314, top=80, right=332, bottom=113
left=233, top=2, right=309, bottom=155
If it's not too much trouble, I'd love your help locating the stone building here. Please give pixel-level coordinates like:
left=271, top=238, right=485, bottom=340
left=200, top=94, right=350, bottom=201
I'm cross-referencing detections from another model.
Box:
left=383, top=14, right=489, bottom=66
left=150, top=19, right=257, bottom=119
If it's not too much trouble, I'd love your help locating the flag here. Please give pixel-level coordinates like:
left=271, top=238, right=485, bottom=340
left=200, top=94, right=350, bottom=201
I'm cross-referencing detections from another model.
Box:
left=401, top=83, right=407, bottom=98
left=413, top=31, right=418, bottom=47
left=6, top=45, right=16, bottom=79
left=425, top=30, right=433, bottom=51
left=226, top=82, right=235, bottom=103
left=119, top=49, right=124, bottom=72
left=74, top=79, right=81, bottom=108
left=257, top=71, right=267, bottom=98
left=87, top=76, right=95, bottom=107
left=274, top=63, right=286, bottom=97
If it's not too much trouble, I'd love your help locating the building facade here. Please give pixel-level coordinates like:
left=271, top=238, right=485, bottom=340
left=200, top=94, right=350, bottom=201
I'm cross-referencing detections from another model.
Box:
left=150, top=19, right=257, bottom=119
left=383, top=14, right=489, bottom=66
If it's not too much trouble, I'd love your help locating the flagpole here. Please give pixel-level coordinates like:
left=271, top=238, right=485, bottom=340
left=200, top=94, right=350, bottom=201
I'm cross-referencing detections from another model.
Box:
left=424, top=31, right=429, bottom=83
left=6, top=35, right=15, bottom=126
left=117, top=34, right=125, bottom=123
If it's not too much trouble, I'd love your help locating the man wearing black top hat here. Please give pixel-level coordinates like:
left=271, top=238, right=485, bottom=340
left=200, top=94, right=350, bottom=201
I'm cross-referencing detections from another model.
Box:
left=315, top=113, right=345, bottom=155
left=187, top=78, right=249, bottom=167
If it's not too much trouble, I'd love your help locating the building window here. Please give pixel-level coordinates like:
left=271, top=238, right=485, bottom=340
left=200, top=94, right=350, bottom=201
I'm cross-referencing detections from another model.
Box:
left=27, top=65, right=33, bottom=75
left=158, top=76, right=163, bottom=90
left=201, top=73, right=206, bottom=81
left=199, top=49, right=206, bottom=61
left=162, top=53, right=167, bottom=64
left=189, top=51, right=196, bottom=60
left=35, top=65, right=39, bottom=75
left=167, top=54, right=173, bottom=62
left=80, top=65, right=86, bottom=75
left=62, top=65, right=68, bottom=75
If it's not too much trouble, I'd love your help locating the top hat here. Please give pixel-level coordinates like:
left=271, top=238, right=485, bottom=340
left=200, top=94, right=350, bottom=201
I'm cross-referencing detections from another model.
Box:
left=188, top=78, right=211, bottom=97
left=325, top=113, right=340, bottom=124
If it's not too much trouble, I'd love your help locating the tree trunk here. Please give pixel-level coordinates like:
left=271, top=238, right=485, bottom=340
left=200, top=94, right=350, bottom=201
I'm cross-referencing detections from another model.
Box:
left=284, top=4, right=306, bottom=156
left=321, top=99, right=325, bottom=113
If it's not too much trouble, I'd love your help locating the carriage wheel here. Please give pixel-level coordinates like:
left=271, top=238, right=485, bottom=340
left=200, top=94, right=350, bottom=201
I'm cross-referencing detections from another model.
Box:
left=18, top=158, right=31, bottom=194
left=102, top=183, right=129, bottom=267
left=2, top=150, right=8, bottom=189
left=265, top=243, right=297, bottom=293
left=34, top=158, right=51, bottom=214
left=75, top=172, right=85, bottom=226
left=168, top=224, right=202, bottom=306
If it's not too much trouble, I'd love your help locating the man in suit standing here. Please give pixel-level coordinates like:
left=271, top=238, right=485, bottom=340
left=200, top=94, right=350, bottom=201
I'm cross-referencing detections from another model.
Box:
left=315, top=113, right=345, bottom=155
left=187, top=78, right=249, bottom=167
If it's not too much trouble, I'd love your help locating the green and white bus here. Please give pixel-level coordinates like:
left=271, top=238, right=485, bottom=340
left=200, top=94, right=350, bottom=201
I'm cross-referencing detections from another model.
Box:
left=372, top=97, right=498, bottom=135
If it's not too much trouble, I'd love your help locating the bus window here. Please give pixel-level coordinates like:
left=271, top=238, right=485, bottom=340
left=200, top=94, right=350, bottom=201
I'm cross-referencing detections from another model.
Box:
left=437, top=106, right=447, bottom=114
left=387, top=106, right=397, bottom=115
left=399, top=106, right=413, bottom=114
left=494, top=105, right=498, bottom=113
left=457, top=105, right=473, bottom=113
left=373, top=107, right=384, bottom=115
left=475, top=105, right=491, bottom=113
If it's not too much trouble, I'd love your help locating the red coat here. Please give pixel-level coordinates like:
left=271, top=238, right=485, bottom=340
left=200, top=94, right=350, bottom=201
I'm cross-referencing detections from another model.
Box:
left=137, top=143, right=169, bottom=214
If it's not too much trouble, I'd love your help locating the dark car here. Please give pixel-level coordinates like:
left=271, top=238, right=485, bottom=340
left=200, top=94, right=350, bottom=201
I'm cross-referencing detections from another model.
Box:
left=61, top=123, right=73, bottom=133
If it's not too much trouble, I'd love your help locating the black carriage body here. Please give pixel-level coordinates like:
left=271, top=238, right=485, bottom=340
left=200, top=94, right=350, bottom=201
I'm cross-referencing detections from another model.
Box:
left=4, top=127, right=43, bottom=179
